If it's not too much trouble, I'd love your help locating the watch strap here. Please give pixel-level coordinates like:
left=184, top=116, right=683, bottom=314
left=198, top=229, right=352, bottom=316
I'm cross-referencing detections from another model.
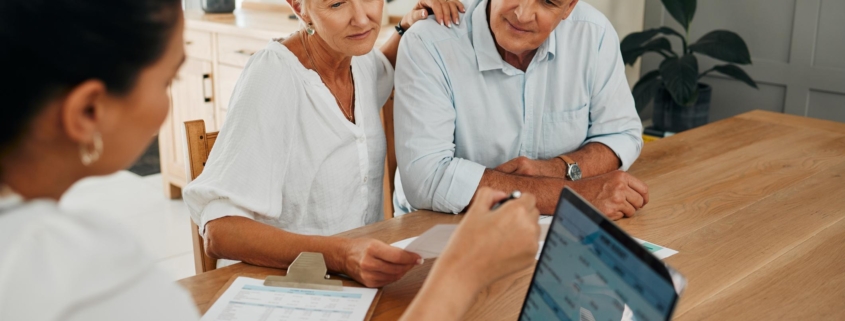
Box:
left=395, top=22, right=407, bottom=36
left=557, top=155, right=577, bottom=166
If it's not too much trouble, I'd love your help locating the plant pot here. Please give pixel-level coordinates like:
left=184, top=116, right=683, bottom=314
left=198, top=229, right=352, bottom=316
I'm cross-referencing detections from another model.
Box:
left=201, top=0, right=235, bottom=13
left=653, top=83, right=712, bottom=133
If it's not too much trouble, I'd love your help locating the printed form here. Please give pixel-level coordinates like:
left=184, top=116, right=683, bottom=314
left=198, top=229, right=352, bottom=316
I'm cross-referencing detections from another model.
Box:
left=201, top=277, right=378, bottom=321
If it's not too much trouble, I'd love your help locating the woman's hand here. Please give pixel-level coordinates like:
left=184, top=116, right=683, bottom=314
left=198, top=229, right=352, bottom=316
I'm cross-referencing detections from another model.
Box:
left=397, top=188, right=541, bottom=321
left=439, top=187, right=542, bottom=290
left=401, top=0, right=466, bottom=30
left=342, top=238, right=422, bottom=288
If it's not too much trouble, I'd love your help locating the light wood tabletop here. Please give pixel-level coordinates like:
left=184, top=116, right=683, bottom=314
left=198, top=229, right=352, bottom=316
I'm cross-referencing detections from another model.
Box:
left=177, top=110, right=845, bottom=320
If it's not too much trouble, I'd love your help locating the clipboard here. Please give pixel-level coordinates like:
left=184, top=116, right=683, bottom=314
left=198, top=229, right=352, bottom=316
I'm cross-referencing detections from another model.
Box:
left=204, top=252, right=383, bottom=321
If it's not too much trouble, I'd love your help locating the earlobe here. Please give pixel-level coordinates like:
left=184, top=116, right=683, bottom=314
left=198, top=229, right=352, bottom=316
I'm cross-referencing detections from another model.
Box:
left=60, top=80, right=106, bottom=145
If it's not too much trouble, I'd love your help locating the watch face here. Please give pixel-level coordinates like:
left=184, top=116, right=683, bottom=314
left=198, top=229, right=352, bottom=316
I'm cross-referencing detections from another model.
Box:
left=570, top=164, right=582, bottom=180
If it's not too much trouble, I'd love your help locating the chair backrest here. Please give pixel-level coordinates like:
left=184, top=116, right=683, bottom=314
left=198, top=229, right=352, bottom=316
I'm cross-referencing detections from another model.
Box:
left=183, top=120, right=219, bottom=274
left=381, top=92, right=397, bottom=219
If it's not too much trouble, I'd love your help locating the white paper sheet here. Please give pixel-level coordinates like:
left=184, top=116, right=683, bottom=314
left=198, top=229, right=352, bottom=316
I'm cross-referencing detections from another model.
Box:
left=393, top=216, right=678, bottom=261
left=395, top=224, right=457, bottom=259
left=633, top=237, right=679, bottom=259
left=201, top=277, right=378, bottom=321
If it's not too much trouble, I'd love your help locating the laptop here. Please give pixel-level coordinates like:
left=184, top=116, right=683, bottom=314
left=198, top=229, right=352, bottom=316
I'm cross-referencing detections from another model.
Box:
left=519, top=187, right=686, bottom=321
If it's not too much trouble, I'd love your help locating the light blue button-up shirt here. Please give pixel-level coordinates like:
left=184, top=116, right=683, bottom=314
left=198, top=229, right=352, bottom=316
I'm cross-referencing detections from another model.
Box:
left=393, top=0, right=643, bottom=214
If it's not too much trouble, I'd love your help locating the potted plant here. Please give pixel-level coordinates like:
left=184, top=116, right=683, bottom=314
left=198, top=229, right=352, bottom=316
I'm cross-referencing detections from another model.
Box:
left=621, top=0, right=758, bottom=133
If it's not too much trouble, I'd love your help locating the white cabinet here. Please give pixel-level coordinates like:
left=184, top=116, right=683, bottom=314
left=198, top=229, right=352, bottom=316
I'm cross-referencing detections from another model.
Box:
left=160, top=57, right=216, bottom=198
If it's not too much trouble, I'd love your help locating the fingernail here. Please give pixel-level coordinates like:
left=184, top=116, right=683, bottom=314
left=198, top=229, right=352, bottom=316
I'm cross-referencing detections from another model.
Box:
left=456, top=19, right=460, bottom=25
left=439, top=21, right=444, bottom=26
left=417, top=258, right=425, bottom=265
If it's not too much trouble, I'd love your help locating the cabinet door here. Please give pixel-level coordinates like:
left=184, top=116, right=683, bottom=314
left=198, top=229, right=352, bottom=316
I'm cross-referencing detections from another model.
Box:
left=161, top=57, right=215, bottom=189
left=215, top=64, right=244, bottom=129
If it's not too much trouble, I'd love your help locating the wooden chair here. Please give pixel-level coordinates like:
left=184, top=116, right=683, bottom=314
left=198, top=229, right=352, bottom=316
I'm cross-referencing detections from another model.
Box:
left=183, top=120, right=219, bottom=274
left=381, top=92, right=397, bottom=219
left=183, top=95, right=397, bottom=274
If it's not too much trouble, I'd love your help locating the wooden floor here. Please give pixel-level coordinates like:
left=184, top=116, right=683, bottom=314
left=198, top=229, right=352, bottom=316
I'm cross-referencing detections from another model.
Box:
left=178, top=110, right=845, bottom=320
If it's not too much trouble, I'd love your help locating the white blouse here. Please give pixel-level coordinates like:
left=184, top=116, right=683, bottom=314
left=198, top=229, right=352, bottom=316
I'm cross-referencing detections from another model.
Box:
left=183, top=40, right=394, bottom=237
left=0, top=190, right=198, bottom=321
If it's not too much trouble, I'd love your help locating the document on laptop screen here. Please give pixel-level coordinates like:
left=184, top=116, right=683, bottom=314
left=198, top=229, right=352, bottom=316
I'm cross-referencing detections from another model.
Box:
left=520, top=200, right=676, bottom=321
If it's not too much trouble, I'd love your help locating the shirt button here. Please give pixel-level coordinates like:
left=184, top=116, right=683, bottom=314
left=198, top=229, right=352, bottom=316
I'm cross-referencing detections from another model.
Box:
left=358, top=137, right=365, bottom=143
left=363, top=176, right=368, bottom=183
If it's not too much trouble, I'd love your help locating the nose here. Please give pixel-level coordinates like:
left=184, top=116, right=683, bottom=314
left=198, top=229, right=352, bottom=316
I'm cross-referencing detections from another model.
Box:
left=513, top=0, right=536, bottom=24
left=350, top=0, right=372, bottom=28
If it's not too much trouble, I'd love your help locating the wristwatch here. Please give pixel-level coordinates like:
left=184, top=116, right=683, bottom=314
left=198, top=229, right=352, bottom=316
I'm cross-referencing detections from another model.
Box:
left=395, top=22, right=408, bottom=36
left=557, top=155, right=582, bottom=181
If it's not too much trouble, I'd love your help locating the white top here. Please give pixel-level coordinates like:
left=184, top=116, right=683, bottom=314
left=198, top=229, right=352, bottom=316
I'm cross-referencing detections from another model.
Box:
left=183, top=41, right=394, bottom=236
left=0, top=189, right=199, bottom=321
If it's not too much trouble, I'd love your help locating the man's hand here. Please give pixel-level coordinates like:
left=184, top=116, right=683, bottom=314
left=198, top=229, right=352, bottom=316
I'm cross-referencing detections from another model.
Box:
left=495, top=156, right=566, bottom=178
left=343, top=238, right=422, bottom=288
left=569, top=171, right=649, bottom=220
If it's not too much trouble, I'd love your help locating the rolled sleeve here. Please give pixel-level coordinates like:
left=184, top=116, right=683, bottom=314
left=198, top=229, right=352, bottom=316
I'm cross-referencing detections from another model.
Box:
left=584, top=133, right=641, bottom=171
left=198, top=199, right=255, bottom=235
left=183, top=47, right=293, bottom=237
left=394, top=31, right=485, bottom=213
left=585, top=17, right=644, bottom=171
left=432, top=159, right=486, bottom=213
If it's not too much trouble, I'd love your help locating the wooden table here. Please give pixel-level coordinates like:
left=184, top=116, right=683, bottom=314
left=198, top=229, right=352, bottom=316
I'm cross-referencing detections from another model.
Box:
left=178, top=110, right=845, bottom=320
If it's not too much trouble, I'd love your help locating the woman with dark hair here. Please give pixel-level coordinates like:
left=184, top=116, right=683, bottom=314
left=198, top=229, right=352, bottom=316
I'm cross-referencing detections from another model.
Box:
left=0, top=0, right=540, bottom=320
left=0, top=0, right=199, bottom=319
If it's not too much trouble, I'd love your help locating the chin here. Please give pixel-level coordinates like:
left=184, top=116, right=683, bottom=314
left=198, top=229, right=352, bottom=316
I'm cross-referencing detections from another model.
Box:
left=345, top=40, right=376, bottom=56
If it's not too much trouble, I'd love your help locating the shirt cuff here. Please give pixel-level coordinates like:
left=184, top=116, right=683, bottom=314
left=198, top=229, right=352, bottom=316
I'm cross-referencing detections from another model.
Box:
left=433, top=159, right=486, bottom=214
left=584, top=134, right=642, bottom=171
left=199, top=199, right=256, bottom=236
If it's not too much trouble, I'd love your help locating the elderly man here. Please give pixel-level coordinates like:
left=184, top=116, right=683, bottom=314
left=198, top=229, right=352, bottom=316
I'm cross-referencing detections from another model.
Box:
left=393, top=0, right=648, bottom=218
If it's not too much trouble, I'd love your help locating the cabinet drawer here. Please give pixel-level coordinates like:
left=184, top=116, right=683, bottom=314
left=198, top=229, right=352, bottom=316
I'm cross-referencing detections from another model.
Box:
left=218, top=34, right=268, bottom=67
left=184, top=29, right=213, bottom=60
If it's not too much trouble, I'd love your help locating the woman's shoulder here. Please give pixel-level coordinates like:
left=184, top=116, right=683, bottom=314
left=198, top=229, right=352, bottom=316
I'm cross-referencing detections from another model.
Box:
left=244, top=40, right=312, bottom=79
left=0, top=201, right=159, bottom=320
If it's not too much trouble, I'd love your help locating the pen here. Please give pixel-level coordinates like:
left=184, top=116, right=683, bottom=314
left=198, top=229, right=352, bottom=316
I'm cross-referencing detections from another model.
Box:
left=491, top=190, right=522, bottom=210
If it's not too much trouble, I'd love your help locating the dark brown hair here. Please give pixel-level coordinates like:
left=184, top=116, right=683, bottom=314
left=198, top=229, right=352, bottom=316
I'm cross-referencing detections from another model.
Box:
left=0, top=0, right=182, bottom=158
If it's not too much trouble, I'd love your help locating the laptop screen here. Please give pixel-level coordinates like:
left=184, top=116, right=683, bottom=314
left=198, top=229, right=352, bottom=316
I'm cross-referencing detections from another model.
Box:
left=520, top=189, right=678, bottom=321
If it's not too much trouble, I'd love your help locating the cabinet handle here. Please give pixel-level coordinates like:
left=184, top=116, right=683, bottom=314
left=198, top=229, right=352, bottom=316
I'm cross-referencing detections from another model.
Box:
left=202, top=73, right=213, bottom=103
left=185, top=40, right=194, bottom=45
left=235, top=49, right=256, bottom=56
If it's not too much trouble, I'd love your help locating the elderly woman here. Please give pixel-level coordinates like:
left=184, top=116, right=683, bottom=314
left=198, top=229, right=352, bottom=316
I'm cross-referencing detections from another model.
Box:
left=182, top=0, right=464, bottom=287
left=0, top=0, right=540, bottom=319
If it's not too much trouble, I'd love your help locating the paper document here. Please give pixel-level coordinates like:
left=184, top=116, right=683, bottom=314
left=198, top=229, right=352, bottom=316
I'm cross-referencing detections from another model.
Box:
left=201, top=277, right=378, bottom=321
left=393, top=216, right=678, bottom=261
left=633, top=237, right=679, bottom=259
left=391, top=224, right=457, bottom=259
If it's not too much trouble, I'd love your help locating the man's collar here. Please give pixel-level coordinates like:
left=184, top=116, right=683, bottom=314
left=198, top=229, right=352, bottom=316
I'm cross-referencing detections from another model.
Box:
left=469, top=0, right=556, bottom=72
left=470, top=0, right=503, bottom=72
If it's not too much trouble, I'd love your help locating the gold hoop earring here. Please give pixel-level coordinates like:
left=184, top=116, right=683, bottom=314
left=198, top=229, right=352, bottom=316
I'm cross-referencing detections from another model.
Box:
left=79, top=132, right=103, bottom=166
left=306, top=22, right=315, bottom=35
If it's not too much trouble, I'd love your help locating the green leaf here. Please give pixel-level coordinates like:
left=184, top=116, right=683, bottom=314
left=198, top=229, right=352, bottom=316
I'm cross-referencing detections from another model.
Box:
left=632, top=70, right=662, bottom=112
left=659, top=55, right=699, bottom=106
left=689, top=30, right=752, bottom=64
left=661, top=0, right=696, bottom=32
left=622, top=38, right=673, bottom=66
left=713, top=64, right=758, bottom=89
left=621, top=27, right=685, bottom=51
